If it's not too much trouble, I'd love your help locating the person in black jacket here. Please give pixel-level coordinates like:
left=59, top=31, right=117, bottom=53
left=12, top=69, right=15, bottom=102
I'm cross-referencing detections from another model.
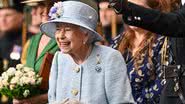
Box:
left=110, top=0, right=184, bottom=37
left=109, top=0, right=185, bottom=104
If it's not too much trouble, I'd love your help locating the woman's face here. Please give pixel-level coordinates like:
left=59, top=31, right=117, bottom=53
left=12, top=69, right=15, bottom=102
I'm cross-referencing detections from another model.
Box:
left=55, top=23, right=88, bottom=54
left=31, top=5, right=44, bottom=26
left=41, top=8, right=49, bottom=23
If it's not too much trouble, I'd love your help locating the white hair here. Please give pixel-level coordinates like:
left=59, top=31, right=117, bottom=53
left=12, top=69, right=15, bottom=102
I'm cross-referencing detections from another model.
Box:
left=80, top=27, right=95, bottom=44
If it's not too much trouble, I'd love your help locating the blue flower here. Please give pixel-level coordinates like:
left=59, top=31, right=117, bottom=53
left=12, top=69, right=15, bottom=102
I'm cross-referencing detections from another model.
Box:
left=48, top=2, right=64, bottom=19
left=51, top=7, right=57, bottom=14
left=49, top=7, right=57, bottom=17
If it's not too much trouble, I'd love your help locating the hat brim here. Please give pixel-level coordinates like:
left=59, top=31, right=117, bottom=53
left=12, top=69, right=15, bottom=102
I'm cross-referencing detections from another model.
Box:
left=40, top=17, right=103, bottom=43
left=21, top=0, right=45, bottom=3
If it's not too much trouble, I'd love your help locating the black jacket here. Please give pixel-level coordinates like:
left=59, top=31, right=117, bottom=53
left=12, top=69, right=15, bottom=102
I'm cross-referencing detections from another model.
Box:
left=122, top=2, right=185, bottom=65
left=123, top=3, right=185, bottom=37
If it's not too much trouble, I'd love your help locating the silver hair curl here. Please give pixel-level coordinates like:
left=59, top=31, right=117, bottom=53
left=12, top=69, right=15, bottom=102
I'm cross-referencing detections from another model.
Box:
left=80, top=27, right=95, bottom=44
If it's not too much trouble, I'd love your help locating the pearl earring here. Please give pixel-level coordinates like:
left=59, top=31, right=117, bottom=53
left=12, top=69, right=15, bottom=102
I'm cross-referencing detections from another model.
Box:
left=83, top=41, right=86, bottom=44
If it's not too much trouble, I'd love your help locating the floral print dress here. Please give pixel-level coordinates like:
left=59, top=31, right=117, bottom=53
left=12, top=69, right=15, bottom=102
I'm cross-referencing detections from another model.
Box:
left=111, top=34, right=173, bottom=104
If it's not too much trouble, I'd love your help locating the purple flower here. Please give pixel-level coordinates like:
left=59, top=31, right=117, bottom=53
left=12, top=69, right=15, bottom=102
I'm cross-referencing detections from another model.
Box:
left=48, top=2, right=64, bottom=19
left=51, top=6, right=57, bottom=13
left=49, top=7, right=57, bottom=17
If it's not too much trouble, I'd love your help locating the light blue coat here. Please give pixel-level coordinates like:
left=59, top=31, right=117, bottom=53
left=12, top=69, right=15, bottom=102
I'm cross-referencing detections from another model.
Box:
left=48, top=45, right=135, bottom=104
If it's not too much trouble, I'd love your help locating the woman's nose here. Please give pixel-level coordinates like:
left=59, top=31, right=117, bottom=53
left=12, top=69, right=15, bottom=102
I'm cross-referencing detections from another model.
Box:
left=59, top=34, right=66, bottom=39
left=57, top=31, right=66, bottom=39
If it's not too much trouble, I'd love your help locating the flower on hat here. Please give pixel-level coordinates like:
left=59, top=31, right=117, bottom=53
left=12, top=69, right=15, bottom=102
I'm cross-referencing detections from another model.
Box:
left=49, top=2, right=64, bottom=19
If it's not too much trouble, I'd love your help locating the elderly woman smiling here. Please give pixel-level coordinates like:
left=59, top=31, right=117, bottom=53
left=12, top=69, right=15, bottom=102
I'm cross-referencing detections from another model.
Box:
left=40, top=1, right=135, bottom=104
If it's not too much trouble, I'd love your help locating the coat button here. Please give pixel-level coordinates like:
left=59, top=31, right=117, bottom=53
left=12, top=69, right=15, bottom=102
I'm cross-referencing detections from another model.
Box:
left=71, top=89, right=78, bottom=96
left=137, top=17, right=141, bottom=21
left=74, top=67, right=80, bottom=73
left=134, top=16, right=137, bottom=20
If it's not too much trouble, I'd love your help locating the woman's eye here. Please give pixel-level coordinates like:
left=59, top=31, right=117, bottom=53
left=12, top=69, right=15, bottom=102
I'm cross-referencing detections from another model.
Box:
left=56, top=28, right=61, bottom=31
left=65, top=28, right=71, bottom=31
left=55, top=29, right=61, bottom=34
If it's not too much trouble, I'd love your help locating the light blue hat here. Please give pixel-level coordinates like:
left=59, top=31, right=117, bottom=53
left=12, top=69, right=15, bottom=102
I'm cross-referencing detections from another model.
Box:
left=40, top=1, right=102, bottom=42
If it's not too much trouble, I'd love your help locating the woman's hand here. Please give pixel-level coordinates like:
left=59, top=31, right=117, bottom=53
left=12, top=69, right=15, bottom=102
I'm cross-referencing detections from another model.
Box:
left=58, top=98, right=81, bottom=104
left=13, top=93, right=48, bottom=104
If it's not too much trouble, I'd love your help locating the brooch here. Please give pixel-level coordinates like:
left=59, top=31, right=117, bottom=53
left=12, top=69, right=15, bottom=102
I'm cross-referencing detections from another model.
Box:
left=95, top=54, right=102, bottom=72
left=95, top=66, right=102, bottom=72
